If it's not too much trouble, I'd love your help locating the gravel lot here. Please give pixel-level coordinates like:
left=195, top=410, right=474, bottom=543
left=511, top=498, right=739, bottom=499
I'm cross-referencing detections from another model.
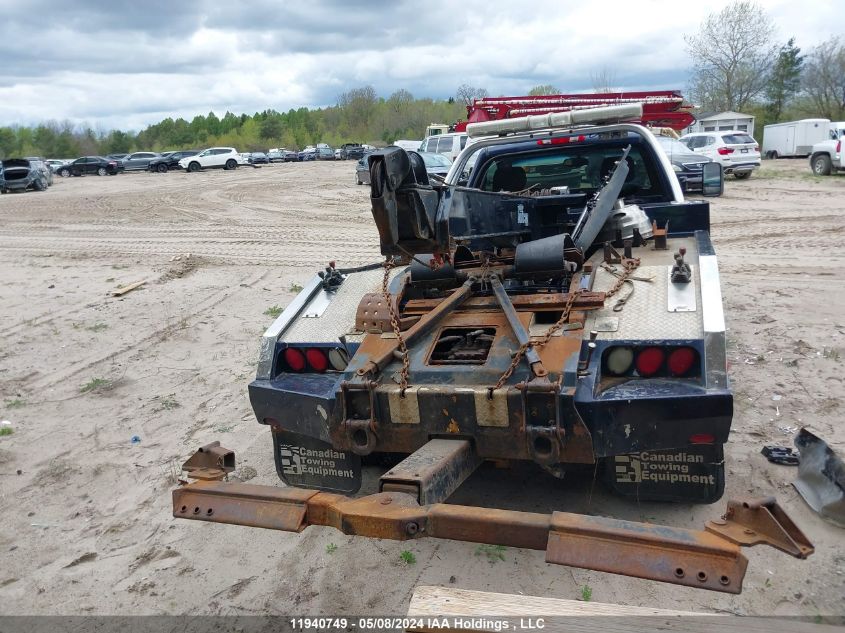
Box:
left=0, top=159, right=843, bottom=616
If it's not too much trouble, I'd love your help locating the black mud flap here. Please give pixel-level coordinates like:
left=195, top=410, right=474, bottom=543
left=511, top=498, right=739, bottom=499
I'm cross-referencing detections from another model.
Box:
left=603, top=444, right=725, bottom=503
left=272, top=429, right=361, bottom=494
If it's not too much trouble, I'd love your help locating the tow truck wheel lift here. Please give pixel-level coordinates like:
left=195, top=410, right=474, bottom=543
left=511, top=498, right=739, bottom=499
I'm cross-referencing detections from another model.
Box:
left=174, top=440, right=813, bottom=594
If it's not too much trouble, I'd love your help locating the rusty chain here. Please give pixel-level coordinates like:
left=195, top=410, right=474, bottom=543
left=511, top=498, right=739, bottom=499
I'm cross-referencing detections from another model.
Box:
left=602, top=258, right=641, bottom=299
left=383, top=257, right=411, bottom=396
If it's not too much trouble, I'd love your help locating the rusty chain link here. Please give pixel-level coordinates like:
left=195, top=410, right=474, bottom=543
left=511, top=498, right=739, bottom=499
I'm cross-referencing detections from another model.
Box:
left=383, top=257, right=411, bottom=396
left=489, top=274, right=584, bottom=393
left=489, top=259, right=641, bottom=392
left=602, top=258, right=641, bottom=299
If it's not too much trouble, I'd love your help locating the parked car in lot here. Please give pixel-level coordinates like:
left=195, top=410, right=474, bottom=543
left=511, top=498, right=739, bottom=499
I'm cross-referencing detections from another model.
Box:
left=417, top=151, right=452, bottom=180
left=106, top=153, right=129, bottom=171
left=1, top=158, right=51, bottom=192
left=24, top=157, right=54, bottom=187
left=267, top=150, right=283, bottom=162
left=121, top=151, right=161, bottom=171
left=420, top=132, right=469, bottom=163
left=339, top=143, right=365, bottom=160
left=179, top=147, right=246, bottom=172
left=298, top=148, right=317, bottom=161
left=248, top=151, right=269, bottom=165
left=44, top=159, right=69, bottom=173
left=654, top=136, right=712, bottom=193
left=355, top=157, right=370, bottom=185
left=317, top=146, right=335, bottom=161
left=56, top=156, right=119, bottom=177
left=679, top=131, right=760, bottom=179
left=148, top=150, right=199, bottom=173
left=283, top=149, right=299, bottom=162
left=808, top=122, right=845, bottom=175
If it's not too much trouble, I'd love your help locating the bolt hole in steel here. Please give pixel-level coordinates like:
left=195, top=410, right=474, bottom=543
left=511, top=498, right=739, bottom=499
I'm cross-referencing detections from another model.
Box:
left=352, top=429, right=369, bottom=448
left=533, top=436, right=553, bottom=457
left=206, top=508, right=214, bottom=516
left=193, top=507, right=200, bottom=515
left=180, top=505, right=187, bottom=513
left=697, top=571, right=708, bottom=582
left=719, top=575, right=730, bottom=586
left=405, top=522, right=420, bottom=535
left=674, top=568, right=685, bottom=578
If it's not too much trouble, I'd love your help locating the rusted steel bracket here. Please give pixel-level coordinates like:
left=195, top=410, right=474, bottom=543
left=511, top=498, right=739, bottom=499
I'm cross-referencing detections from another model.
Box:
left=380, top=439, right=482, bottom=505
left=173, top=446, right=813, bottom=594
left=705, top=497, right=814, bottom=558
left=179, top=441, right=235, bottom=481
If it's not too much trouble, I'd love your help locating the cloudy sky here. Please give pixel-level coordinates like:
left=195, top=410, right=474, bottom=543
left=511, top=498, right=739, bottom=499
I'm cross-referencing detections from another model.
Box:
left=0, top=0, right=840, bottom=131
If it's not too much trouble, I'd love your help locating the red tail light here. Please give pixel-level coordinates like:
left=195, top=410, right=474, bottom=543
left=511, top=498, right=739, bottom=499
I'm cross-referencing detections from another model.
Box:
left=635, top=347, right=665, bottom=377
left=689, top=433, right=715, bottom=445
left=283, top=348, right=305, bottom=372
left=717, top=147, right=734, bottom=155
left=837, top=140, right=841, bottom=153
left=305, top=348, right=329, bottom=373
left=667, top=347, right=696, bottom=376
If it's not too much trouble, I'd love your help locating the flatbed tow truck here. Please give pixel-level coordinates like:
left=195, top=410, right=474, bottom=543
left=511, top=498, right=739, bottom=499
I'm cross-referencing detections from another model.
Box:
left=174, top=102, right=813, bottom=593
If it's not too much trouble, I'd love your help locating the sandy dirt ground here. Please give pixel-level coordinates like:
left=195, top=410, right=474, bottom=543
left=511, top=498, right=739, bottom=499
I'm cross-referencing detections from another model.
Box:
left=0, top=160, right=843, bottom=617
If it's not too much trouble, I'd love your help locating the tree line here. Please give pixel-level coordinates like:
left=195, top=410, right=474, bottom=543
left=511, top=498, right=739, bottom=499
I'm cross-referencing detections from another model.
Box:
left=0, top=91, right=465, bottom=159
left=685, top=1, right=845, bottom=139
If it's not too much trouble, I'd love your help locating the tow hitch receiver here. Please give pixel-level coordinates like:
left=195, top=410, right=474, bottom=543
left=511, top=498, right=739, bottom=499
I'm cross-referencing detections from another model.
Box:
left=173, top=441, right=813, bottom=594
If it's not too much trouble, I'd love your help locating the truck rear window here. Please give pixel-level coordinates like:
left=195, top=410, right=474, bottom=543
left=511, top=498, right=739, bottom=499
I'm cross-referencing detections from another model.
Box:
left=476, top=145, right=656, bottom=196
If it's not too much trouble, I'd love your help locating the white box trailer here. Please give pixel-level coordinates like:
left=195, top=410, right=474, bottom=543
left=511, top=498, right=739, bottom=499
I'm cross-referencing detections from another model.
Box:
left=762, top=119, right=830, bottom=158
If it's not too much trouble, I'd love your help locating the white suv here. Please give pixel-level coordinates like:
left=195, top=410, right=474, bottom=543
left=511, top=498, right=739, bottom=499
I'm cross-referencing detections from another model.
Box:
left=419, top=132, right=469, bottom=163
left=179, top=147, right=247, bottom=172
left=678, top=131, right=761, bottom=179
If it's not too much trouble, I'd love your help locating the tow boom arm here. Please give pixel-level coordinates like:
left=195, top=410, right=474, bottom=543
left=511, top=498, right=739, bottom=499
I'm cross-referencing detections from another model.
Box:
left=173, top=440, right=813, bottom=594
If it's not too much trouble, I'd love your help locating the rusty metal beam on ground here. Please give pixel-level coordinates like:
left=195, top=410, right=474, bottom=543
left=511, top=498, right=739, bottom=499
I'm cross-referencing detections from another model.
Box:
left=379, top=438, right=482, bottom=505
left=173, top=455, right=813, bottom=594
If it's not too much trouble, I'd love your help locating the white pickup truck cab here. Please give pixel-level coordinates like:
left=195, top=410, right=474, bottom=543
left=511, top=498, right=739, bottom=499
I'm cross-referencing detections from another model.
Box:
left=809, top=122, right=845, bottom=175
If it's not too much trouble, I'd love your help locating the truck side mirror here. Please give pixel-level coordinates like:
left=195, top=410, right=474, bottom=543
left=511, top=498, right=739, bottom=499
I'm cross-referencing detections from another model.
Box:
left=701, top=162, right=724, bottom=197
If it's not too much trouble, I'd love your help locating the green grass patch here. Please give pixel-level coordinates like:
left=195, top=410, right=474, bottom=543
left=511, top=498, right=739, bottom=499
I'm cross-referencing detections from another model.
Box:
left=86, top=323, right=109, bottom=332
left=400, top=550, right=416, bottom=564
left=80, top=377, right=110, bottom=393
left=580, top=585, right=592, bottom=602
left=154, top=394, right=180, bottom=411
left=289, top=283, right=303, bottom=293
left=326, top=543, right=338, bottom=554
left=5, top=399, right=25, bottom=409
left=475, top=544, right=506, bottom=563
left=0, top=427, right=13, bottom=437
left=264, top=305, right=283, bottom=318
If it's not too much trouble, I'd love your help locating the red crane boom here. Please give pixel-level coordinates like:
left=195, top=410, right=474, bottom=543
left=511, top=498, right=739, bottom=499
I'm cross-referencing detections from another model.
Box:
left=454, top=90, right=695, bottom=132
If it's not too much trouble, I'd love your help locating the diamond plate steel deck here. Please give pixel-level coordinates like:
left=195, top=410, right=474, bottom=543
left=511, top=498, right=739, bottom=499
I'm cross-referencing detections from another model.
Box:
left=282, top=268, right=402, bottom=344
left=584, top=237, right=703, bottom=341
